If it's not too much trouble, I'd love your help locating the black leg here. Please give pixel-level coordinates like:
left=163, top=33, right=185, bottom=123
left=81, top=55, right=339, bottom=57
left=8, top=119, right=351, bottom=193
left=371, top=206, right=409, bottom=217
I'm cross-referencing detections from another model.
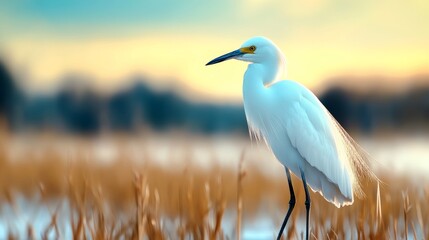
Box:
left=276, top=167, right=296, bottom=240
left=300, top=169, right=311, bottom=240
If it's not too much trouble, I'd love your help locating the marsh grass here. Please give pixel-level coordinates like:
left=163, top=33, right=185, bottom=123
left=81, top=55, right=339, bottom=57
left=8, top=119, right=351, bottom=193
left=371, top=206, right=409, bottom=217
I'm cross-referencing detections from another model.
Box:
left=0, top=130, right=428, bottom=239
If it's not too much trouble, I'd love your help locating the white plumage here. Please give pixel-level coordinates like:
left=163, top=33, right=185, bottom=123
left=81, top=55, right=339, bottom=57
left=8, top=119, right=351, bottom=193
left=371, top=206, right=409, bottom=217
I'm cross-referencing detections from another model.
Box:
left=206, top=36, right=373, bottom=239
left=245, top=78, right=355, bottom=207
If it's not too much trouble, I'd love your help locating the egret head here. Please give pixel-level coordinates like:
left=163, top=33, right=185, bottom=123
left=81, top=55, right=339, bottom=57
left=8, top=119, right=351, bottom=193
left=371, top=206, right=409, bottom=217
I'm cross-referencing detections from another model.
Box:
left=206, top=36, right=284, bottom=66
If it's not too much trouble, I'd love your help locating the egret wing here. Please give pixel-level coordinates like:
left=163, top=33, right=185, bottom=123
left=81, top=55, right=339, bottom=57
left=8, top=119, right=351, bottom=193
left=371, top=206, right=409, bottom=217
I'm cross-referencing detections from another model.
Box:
left=282, top=87, right=354, bottom=200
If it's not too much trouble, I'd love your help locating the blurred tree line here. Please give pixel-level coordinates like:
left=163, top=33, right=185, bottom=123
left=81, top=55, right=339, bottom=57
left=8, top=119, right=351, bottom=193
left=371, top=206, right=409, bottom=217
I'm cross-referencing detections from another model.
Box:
left=0, top=59, right=428, bottom=135
left=0, top=60, right=247, bottom=134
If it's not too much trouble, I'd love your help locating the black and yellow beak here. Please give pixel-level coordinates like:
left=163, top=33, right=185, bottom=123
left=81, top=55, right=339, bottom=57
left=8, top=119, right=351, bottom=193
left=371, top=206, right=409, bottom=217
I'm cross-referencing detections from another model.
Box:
left=206, top=46, right=255, bottom=66
left=206, top=49, right=243, bottom=66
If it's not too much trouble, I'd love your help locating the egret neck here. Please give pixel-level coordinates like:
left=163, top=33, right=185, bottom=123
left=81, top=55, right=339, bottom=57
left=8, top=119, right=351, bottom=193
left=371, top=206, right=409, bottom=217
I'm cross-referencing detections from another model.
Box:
left=243, top=56, right=285, bottom=137
left=243, top=46, right=285, bottom=98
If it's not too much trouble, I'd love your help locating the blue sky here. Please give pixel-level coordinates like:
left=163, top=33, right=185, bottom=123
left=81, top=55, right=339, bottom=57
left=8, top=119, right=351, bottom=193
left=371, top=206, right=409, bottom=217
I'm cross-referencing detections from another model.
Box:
left=1, top=1, right=241, bottom=37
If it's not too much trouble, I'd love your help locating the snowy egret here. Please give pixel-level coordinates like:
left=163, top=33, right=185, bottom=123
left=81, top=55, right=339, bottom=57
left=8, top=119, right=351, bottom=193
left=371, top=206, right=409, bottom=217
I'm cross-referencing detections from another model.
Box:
left=206, top=36, right=373, bottom=240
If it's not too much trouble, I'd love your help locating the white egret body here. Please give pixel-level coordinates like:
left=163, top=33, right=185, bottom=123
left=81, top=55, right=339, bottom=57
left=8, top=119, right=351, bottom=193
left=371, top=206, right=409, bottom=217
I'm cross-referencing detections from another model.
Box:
left=244, top=64, right=354, bottom=206
left=206, top=36, right=372, bottom=240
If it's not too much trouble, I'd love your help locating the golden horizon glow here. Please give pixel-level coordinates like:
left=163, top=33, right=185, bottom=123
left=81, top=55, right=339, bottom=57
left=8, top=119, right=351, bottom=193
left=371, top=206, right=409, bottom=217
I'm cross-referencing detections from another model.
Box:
left=4, top=33, right=428, bottom=101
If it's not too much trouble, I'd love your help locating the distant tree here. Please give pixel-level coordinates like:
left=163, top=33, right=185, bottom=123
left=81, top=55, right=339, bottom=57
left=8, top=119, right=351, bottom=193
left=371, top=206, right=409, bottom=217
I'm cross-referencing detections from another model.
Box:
left=355, top=100, right=375, bottom=133
left=320, top=87, right=352, bottom=129
left=57, top=87, right=101, bottom=134
left=107, top=89, right=135, bottom=131
left=0, top=59, right=17, bottom=117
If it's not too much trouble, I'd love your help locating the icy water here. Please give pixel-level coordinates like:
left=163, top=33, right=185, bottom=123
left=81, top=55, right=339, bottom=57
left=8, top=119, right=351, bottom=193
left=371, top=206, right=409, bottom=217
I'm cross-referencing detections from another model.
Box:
left=0, top=198, right=272, bottom=239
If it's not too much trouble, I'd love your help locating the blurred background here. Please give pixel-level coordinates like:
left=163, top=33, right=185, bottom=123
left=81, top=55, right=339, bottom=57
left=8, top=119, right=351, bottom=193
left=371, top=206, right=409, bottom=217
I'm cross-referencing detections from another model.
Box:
left=0, top=0, right=428, bottom=135
left=0, top=1, right=428, bottom=239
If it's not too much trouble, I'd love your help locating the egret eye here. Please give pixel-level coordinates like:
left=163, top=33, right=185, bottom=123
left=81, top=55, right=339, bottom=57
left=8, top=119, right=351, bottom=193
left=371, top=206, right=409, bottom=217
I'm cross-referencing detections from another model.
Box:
left=249, top=46, right=256, bottom=51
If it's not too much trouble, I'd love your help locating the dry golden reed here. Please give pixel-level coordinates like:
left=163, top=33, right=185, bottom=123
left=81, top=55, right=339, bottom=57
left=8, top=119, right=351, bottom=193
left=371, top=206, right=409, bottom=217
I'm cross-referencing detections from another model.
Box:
left=0, top=130, right=428, bottom=239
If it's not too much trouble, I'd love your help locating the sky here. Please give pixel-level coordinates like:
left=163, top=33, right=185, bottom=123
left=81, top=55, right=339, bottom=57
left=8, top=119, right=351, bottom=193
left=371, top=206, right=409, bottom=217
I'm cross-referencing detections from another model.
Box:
left=0, top=0, right=428, bottom=102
